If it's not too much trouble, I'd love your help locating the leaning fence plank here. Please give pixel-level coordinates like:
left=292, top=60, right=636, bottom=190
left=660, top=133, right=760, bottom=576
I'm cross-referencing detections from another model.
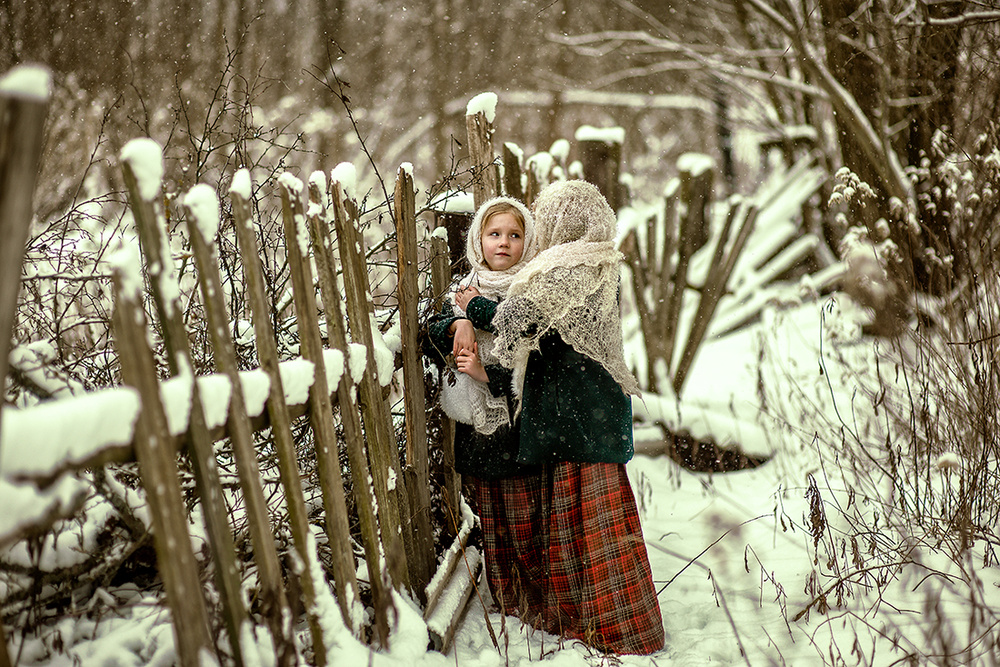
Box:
left=0, top=63, right=51, bottom=667
left=329, top=172, right=414, bottom=593
left=111, top=249, right=214, bottom=667
left=393, top=166, right=435, bottom=595
left=120, top=141, right=248, bottom=666
left=305, top=172, right=391, bottom=645
left=229, top=171, right=330, bottom=662
left=662, top=158, right=713, bottom=377
left=276, top=175, right=363, bottom=630
left=184, top=186, right=297, bottom=665
left=429, top=228, right=460, bottom=535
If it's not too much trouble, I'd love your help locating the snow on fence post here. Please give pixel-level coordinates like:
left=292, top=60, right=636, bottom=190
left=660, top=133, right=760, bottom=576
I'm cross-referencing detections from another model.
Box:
left=393, top=164, right=436, bottom=599
left=428, top=226, right=461, bottom=535
left=0, top=63, right=50, bottom=667
left=119, top=141, right=249, bottom=666
left=465, top=92, right=500, bottom=208
left=275, top=176, right=364, bottom=633
left=303, top=173, right=392, bottom=646
left=184, top=186, right=298, bottom=666
left=110, top=248, right=215, bottom=667
left=502, top=142, right=525, bottom=201
left=576, top=125, right=624, bottom=210
left=329, top=171, right=415, bottom=593
left=229, top=172, right=333, bottom=660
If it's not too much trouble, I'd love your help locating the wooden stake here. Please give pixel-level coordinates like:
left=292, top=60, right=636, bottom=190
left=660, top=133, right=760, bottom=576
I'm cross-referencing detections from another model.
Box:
left=304, top=173, right=392, bottom=645
left=228, top=171, right=330, bottom=662
left=120, top=146, right=247, bottom=666
left=276, top=176, right=363, bottom=629
left=501, top=143, right=524, bottom=201
left=465, top=109, right=499, bottom=208
left=393, top=167, right=435, bottom=597
left=0, top=63, right=51, bottom=667
left=184, top=188, right=297, bottom=666
left=111, top=262, right=214, bottom=667
left=429, top=228, right=460, bottom=535
left=578, top=135, right=623, bottom=210
left=329, top=178, right=414, bottom=593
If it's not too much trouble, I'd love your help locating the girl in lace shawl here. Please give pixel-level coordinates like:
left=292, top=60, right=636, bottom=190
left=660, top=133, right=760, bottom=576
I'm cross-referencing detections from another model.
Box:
left=456, top=180, right=665, bottom=655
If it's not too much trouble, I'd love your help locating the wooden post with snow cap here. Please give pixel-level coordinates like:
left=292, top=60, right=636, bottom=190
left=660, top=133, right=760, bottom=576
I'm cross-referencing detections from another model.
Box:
left=576, top=125, right=624, bottom=210
left=0, top=63, right=50, bottom=667
left=274, top=174, right=363, bottom=634
left=119, top=139, right=249, bottom=666
left=502, top=142, right=525, bottom=201
left=110, top=245, right=214, bottom=667
left=183, top=186, right=298, bottom=666
left=228, top=169, right=332, bottom=661
left=429, top=190, right=475, bottom=278
left=677, top=152, right=714, bottom=254
left=465, top=92, right=500, bottom=209
left=303, top=171, right=392, bottom=646
left=393, top=164, right=436, bottom=596
left=329, top=163, right=414, bottom=594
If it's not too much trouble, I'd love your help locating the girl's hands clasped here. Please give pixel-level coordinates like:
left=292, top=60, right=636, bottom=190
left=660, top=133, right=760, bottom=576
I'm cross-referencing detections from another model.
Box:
left=450, top=318, right=476, bottom=359
left=454, top=285, right=481, bottom=310
left=455, top=343, right=488, bottom=383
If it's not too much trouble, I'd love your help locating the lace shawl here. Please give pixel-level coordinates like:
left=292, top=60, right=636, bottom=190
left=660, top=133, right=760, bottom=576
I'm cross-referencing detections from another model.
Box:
left=490, top=180, right=641, bottom=400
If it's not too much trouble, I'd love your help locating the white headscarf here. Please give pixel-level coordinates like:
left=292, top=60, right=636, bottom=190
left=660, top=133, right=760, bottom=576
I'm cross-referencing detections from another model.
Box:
left=440, top=196, right=538, bottom=434
left=491, top=180, right=640, bottom=399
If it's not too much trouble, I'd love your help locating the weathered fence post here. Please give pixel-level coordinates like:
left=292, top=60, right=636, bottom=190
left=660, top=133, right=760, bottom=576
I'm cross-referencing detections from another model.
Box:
left=576, top=125, right=624, bottom=210
left=0, top=63, right=50, bottom=667
left=429, top=227, right=461, bottom=534
left=111, top=247, right=214, bottom=667
left=184, top=186, right=297, bottom=665
left=329, top=168, right=414, bottom=594
left=120, top=140, right=248, bottom=666
left=229, top=169, right=331, bottom=661
left=274, top=175, right=363, bottom=632
left=304, top=171, right=392, bottom=645
left=465, top=93, right=500, bottom=208
left=393, top=165, right=436, bottom=595
left=660, top=156, right=713, bottom=380
left=502, top=142, right=525, bottom=201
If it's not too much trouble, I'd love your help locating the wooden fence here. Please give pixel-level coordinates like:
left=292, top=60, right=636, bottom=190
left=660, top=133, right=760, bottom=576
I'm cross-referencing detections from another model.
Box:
left=0, top=82, right=837, bottom=666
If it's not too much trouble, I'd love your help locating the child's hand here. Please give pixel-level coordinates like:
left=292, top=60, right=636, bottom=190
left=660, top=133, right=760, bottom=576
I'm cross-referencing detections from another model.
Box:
left=456, top=344, right=488, bottom=383
left=455, top=285, right=481, bottom=310
left=450, top=319, right=476, bottom=358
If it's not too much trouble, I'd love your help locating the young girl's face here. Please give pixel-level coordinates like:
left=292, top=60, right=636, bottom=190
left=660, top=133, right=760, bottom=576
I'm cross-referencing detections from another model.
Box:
left=481, top=212, right=524, bottom=270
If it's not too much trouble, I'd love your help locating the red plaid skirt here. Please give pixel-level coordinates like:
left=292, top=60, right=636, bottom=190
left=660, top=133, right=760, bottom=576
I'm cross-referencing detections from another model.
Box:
left=473, top=462, right=664, bottom=655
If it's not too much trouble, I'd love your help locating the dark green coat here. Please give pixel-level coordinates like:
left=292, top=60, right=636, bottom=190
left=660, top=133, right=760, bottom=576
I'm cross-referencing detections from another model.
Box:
left=425, top=307, right=539, bottom=480
left=466, top=296, right=634, bottom=466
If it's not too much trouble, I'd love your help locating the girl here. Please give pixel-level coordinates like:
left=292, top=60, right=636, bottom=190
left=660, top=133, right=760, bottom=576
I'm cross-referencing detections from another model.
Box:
left=425, top=196, right=542, bottom=604
left=455, top=180, right=665, bottom=655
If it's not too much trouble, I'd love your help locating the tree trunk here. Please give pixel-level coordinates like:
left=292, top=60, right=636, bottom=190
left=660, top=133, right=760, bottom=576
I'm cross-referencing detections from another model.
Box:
left=907, top=2, right=963, bottom=295
left=819, top=0, right=884, bottom=221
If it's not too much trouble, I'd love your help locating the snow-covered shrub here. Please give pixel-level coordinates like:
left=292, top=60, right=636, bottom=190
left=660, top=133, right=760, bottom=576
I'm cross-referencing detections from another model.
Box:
left=759, top=138, right=1000, bottom=663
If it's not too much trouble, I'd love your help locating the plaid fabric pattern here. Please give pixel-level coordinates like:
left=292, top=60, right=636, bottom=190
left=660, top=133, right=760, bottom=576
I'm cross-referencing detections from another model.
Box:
left=474, top=462, right=665, bottom=655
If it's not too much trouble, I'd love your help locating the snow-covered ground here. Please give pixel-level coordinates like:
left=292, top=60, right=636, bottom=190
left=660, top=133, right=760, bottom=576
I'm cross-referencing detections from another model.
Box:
left=12, top=292, right=996, bottom=666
